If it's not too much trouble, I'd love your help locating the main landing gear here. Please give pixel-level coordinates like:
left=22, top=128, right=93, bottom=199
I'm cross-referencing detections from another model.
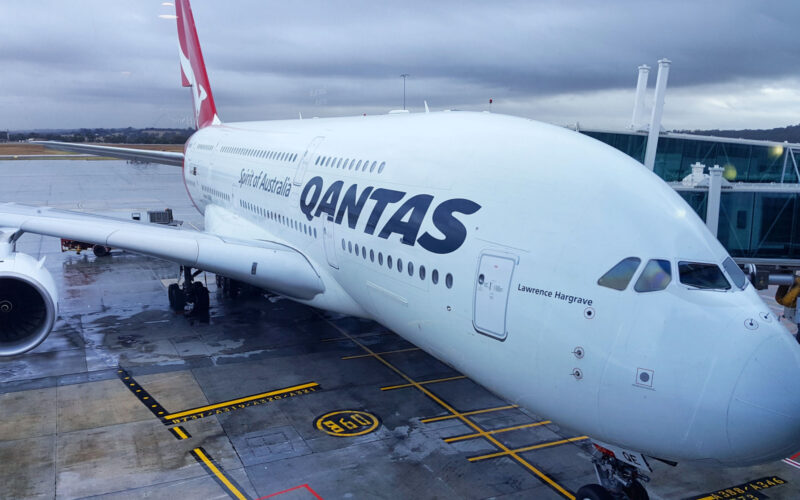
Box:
left=167, top=266, right=209, bottom=314
left=577, top=445, right=650, bottom=500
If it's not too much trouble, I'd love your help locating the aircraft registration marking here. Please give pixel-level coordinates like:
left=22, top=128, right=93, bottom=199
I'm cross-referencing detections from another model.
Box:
left=685, top=476, right=787, bottom=500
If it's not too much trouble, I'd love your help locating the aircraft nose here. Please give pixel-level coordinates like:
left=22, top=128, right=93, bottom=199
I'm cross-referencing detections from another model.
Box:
left=727, top=334, right=800, bottom=465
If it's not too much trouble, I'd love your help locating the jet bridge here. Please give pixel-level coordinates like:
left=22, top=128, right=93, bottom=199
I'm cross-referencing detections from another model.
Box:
left=674, top=178, right=800, bottom=288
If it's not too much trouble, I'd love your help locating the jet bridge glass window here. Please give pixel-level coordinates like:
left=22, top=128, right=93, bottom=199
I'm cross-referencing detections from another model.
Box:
left=598, top=257, right=641, bottom=291
left=678, top=262, right=731, bottom=290
left=634, top=259, right=672, bottom=292
left=722, top=257, right=747, bottom=290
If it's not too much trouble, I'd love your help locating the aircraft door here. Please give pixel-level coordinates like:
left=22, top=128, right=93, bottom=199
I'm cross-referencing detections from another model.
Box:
left=293, top=136, right=324, bottom=186
left=323, top=216, right=339, bottom=269
left=473, top=253, right=516, bottom=340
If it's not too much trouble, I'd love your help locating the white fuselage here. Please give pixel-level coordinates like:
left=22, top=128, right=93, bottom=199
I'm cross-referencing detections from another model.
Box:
left=181, top=111, right=800, bottom=466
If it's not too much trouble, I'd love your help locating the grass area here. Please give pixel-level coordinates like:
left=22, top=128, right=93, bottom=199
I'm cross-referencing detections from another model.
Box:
left=0, top=143, right=184, bottom=156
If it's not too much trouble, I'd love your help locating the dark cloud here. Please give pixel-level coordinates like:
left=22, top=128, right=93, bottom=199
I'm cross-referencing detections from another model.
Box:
left=1, top=0, right=798, bottom=129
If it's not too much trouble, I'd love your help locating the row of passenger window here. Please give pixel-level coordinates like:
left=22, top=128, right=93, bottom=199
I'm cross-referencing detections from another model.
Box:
left=342, top=238, right=453, bottom=288
left=239, top=199, right=318, bottom=239
left=316, top=155, right=386, bottom=174
left=222, top=146, right=297, bottom=163
left=202, top=184, right=230, bottom=201
left=598, top=256, right=746, bottom=292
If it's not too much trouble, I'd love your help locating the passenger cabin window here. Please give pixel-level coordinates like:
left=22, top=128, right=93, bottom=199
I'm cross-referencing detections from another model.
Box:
left=678, top=262, right=731, bottom=290
left=598, top=257, right=641, bottom=291
left=723, top=257, right=747, bottom=290
left=634, top=259, right=672, bottom=292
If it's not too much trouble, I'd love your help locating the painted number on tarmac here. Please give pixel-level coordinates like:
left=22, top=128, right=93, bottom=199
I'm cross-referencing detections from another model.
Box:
left=315, top=410, right=380, bottom=437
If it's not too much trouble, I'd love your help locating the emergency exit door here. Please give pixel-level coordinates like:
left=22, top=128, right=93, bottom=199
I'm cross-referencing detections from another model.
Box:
left=473, top=253, right=516, bottom=340
left=323, top=216, right=339, bottom=269
left=293, top=136, right=324, bottom=186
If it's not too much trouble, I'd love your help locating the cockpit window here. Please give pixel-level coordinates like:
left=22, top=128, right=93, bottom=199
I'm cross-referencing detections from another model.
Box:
left=722, top=257, right=747, bottom=290
left=678, top=262, right=731, bottom=290
left=598, top=257, right=641, bottom=290
left=634, top=259, right=672, bottom=292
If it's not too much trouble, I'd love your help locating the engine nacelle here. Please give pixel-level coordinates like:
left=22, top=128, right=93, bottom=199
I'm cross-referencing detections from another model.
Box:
left=0, top=252, right=59, bottom=356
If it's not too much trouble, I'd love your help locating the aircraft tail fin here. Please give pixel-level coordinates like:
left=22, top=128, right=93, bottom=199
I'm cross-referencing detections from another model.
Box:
left=175, top=0, right=221, bottom=129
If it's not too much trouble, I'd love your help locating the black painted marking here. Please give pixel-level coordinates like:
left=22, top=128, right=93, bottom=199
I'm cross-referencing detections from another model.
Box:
left=116, top=367, right=170, bottom=419
left=169, top=426, right=191, bottom=440
left=190, top=446, right=251, bottom=500
left=684, top=476, right=787, bottom=500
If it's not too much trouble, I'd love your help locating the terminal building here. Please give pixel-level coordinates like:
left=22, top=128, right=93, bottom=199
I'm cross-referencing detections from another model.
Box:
left=577, top=60, right=800, bottom=269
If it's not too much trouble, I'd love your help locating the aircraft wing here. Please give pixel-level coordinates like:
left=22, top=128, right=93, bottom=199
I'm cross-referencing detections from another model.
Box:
left=0, top=203, right=324, bottom=300
left=32, top=141, right=185, bottom=167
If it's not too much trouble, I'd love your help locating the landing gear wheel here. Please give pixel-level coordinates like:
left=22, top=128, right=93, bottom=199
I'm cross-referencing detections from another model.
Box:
left=192, top=281, right=209, bottom=311
left=93, top=245, right=110, bottom=257
left=576, top=484, right=613, bottom=500
left=168, top=283, right=185, bottom=311
left=623, top=480, right=649, bottom=500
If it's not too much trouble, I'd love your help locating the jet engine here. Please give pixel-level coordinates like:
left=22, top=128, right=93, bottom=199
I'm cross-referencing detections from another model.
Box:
left=0, top=252, right=58, bottom=356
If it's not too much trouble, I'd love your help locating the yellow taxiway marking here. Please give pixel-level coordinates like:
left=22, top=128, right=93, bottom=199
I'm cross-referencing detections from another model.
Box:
left=173, top=427, right=189, bottom=440
left=341, top=347, right=421, bottom=360
left=445, top=420, right=552, bottom=443
left=469, top=436, right=589, bottom=462
left=322, top=317, right=576, bottom=500
left=193, top=448, right=247, bottom=500
left=381, top=375, right=467, bottom=391
left=163, top=382, right=319, bottom=420
left=421, top=404, right=519, bottom=423
left=321, top=331, right=391, bottom=343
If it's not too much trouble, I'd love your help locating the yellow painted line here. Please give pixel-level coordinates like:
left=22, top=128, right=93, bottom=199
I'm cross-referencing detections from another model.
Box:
left=193, top=448, right=247, bottom=500
left=469, top=436, right=589, bottom=462
left=695, top=497, right=715, bottom=500
left=381, top=375, right=467, bottom=391
left=174, top=427, right=189, bottom=440
left=421, top=404, right=519, bottom=423
left=321, top=317, right=576, bottom=500
left=321, top=332, right=390, bottom=343
left=164, top=382, right=319, bottom=420
left=445, top=420, right=552, bottom=443
left=342, top=347, right=420, bottom=360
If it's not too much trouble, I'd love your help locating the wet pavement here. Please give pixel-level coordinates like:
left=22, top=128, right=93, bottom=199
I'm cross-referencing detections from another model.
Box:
left=1, top=159, right=799, bottom=499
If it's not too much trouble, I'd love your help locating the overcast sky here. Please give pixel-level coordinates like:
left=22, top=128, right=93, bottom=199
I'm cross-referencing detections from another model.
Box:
left=2, top=1, right=799, bottom=131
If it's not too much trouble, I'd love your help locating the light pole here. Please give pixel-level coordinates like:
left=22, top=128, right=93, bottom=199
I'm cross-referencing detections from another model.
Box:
left=400, top=74, right=409, bottom=110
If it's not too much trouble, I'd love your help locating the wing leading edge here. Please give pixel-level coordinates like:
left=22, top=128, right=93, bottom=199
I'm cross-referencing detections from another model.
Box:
left=0, top=203, right=324, bottom=300
left=32, top=141, right=184, bottom=167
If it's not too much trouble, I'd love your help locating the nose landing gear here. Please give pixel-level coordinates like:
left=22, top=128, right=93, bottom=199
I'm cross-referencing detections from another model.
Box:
left=167, top=266, right=209, bottom=313
left=577, top=446, right=650, bottom=500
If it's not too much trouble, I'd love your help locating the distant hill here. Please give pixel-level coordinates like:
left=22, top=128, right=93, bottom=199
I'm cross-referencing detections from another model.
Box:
left=5, top=127, right=194, bottom=145
left=675, top=124, right=800, bottom=143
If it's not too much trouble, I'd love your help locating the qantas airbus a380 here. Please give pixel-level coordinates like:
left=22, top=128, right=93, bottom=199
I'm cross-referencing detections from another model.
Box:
left=1, top=1, right=799, bottom=498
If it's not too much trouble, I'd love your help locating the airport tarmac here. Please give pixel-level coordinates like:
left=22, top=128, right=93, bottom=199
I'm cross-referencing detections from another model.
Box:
left=1, top=159, right=799, bottom=499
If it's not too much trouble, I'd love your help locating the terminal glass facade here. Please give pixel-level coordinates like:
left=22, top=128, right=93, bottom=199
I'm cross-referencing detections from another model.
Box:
left=676, top=190, right=800, bottom=259
left=583, top=131, right=798, bottom=184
